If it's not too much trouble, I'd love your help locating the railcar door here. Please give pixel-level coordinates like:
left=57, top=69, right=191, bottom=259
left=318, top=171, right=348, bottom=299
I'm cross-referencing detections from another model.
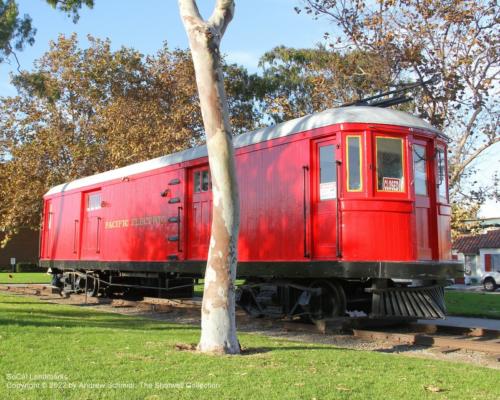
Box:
left=187, top=166, right=212, bottom=260
left=312, top=137, right=338, bottom=259
left=412, top=140, right=433, bottom=260
left=81, top=190, right=103, bottom=260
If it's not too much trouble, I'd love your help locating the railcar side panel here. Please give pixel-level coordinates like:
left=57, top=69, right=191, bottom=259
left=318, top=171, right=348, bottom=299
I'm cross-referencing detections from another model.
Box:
left=42, top=192, right=81, bottom=261
left=97, top=168, right=184, bottom=262
left=39, top=107, right=462, bottom=321
left=341, top=205, right=414, bottom=261
left=237, top=136, right=311, bottom=261
left=40, top=120, right=454, bottom=268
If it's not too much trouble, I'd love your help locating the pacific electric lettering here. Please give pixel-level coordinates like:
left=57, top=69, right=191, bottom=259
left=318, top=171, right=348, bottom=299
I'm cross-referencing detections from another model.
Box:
left=104, top=215, right=169, bottom=230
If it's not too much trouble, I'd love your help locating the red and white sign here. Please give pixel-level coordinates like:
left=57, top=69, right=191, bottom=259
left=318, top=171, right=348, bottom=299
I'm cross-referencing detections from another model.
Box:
left=383, top=177, right=401, bottom=192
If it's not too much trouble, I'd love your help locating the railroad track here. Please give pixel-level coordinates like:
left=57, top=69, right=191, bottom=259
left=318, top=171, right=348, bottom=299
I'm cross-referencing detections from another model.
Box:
left=351, top=325, right=500, bottom=355
left=1, top=284, right=499, bottom=357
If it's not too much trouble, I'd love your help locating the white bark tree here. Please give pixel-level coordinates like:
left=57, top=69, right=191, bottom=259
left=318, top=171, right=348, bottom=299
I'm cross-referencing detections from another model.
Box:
left=178, top=0, right=240, bottom=354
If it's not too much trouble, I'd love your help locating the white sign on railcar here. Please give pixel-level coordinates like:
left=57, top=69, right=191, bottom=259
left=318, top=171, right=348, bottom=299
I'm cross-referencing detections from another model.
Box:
left=320, top=182, right=337, bottom=200
left=383, top=177, right=401, bottom=192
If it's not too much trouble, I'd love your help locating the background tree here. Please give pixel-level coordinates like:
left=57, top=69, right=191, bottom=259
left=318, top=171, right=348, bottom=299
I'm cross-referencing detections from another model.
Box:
left=0, top=34, right=259, bottom=246
left=179, top=0, right=240, bottom=355
left=0, top=0, right=35, bottom=64
left=0, top=0, right=92, bottom=65
left=298, top=0, right=500, bottom=227
left=296, top=0, right=500, bottom=236
left=258, top=45, right=402, bottom=123
left=451, top=202, right=482, bottom=240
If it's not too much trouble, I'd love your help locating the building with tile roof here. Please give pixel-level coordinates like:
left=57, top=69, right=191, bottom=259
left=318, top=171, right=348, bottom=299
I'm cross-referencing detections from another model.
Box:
left=452, top=229, right=500, bottom=283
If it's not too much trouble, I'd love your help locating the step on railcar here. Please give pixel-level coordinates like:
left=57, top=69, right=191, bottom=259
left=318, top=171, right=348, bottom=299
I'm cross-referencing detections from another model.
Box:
left=40, top=106, right=462, bottom=320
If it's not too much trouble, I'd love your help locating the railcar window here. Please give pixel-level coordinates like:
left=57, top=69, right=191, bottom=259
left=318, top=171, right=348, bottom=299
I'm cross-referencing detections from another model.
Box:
left=437, top=148, right=447, bottom=202
left=194, top=169, right=211, bottom=193
left=319, top=144, right=336, bottom=200
left=194, top=171, right=201, bottom=193
left=376, top=137, right=404, bottom=192
left=347, top=136, right=362, bottom=191
left=202, top=170, right=210, bottom=192
left=87, top=193, right=101, bottom=211
left=413, top=144, right=427, bottom=196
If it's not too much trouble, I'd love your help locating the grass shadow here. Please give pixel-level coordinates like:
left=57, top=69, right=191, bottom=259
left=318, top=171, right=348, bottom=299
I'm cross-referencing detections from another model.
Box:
left=241, top=345, right=345, bottom=355
left=0, top=307, right=198, bottom=331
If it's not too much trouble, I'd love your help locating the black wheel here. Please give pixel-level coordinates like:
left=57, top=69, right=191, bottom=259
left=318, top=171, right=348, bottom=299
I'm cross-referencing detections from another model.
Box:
left=74, top=275, right=86, bottom=292
left=62, top=272, right=75, bottom=292
left=484, top=278, right=497, bottom=292
left=236, top=286, right=264, bottom=318
left=85, top=275, right=100, bottom=297
left=309, top=280, right=346, bottom=321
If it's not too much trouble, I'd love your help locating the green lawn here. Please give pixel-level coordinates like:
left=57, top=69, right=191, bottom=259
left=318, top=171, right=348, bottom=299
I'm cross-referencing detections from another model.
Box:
left=194, top=279, right=244, bottom=297
left=0, top=272, right=51, bottom=284
left=445, top=290, right=500, bottom=319
left=0, top=292, right=499, bottom=400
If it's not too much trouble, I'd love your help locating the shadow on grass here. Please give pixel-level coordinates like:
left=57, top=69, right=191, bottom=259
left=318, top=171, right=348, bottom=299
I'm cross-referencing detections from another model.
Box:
left=241, top=345, right=344, bottom=355
left=0, top=308, right=198, bottom=331
left=174, top=343, right=346, bottom=355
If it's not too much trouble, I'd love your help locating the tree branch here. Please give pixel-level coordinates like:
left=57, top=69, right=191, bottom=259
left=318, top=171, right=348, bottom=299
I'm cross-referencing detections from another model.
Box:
left=452, top=105, right=483, bottom=166
left=178, top=0, right=204, bottom=27
left=450, top=136, right=500, bottom=187
left=5, top=43, right=22, bottom=73
left=208, top=0, right=235, bottom=37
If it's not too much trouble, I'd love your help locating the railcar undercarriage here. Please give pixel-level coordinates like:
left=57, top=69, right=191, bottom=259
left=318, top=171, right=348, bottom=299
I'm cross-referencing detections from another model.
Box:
left=55, top=270, right=195, bottom=299
left=236, top=278, right=446, bottom=320
left=51, top=269, right=447, bottom=321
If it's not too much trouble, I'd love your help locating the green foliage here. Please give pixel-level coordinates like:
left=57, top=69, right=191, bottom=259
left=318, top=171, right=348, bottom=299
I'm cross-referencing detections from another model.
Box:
left=0, top=0, right=93, bottom=64
left=0, top=0, right=35, bottom=62
left=451, top=201, right=482, bottom=239
left=45, top=0, right=93, bottom=22
left=1, top=292, right=499, bottom=399
left=258, top=46, right=405, bottom=123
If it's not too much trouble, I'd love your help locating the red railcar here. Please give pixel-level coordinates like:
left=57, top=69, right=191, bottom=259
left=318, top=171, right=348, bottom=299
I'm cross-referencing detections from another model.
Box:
left=40, top=106, right=462, bottom=320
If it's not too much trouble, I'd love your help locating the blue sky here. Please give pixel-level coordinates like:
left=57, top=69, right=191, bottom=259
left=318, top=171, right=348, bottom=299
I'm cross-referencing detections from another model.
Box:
left=0, top=0, right=332, bottom=95
left=1, top=0, right=498, bottom=217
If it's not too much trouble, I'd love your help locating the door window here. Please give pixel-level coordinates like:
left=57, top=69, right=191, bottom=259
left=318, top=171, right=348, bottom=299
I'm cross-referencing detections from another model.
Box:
left=87, top=193, right=102, bottom=211
left=319, top=144, right=336, bottom=200
left=413, top=144, right=428, bottom=196
left=376, top=137, right=404, bottom=192
left=194, top=169, right=211, bottom=193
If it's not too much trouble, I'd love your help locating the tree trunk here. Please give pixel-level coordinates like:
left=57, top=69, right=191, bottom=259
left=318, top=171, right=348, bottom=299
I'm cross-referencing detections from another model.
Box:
left=178, top=0, right=240, bottom=354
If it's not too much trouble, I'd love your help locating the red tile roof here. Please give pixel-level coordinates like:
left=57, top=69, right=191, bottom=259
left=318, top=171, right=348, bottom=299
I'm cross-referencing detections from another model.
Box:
left=453, top=229, right=500, bottom=254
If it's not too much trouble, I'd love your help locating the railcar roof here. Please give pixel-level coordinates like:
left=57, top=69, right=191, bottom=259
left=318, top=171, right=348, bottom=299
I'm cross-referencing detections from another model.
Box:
left=45, top=106, right=442, bottom=196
